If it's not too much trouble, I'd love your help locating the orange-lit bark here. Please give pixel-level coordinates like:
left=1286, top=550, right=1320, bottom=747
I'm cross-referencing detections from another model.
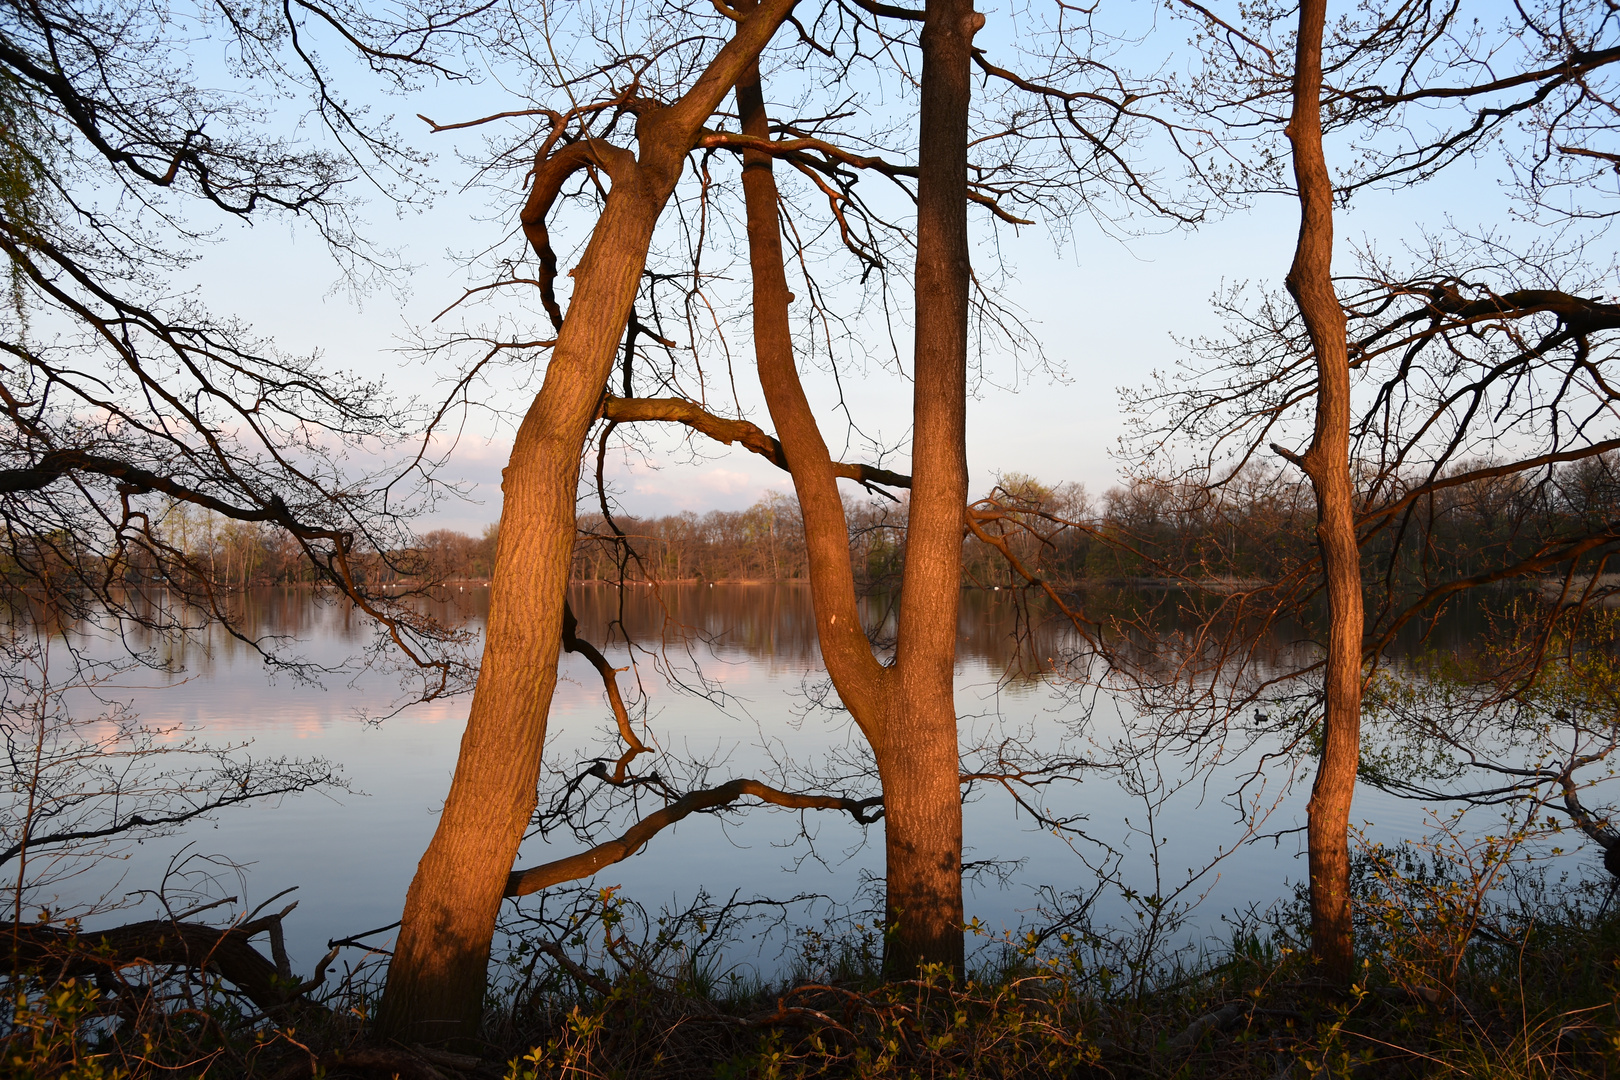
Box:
left=880, top=0, right=978, bottom=975
left=1283, top=0, right=1364, bottom=988
left=377, top=0, right=803, bottom=1042
left=734, top=0, right=979, bottom=975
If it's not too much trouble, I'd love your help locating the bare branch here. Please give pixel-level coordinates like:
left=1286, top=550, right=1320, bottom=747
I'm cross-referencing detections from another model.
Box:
left=601, top=395, right=912, bottom=491
left=505, top=778, right=882, bottom=897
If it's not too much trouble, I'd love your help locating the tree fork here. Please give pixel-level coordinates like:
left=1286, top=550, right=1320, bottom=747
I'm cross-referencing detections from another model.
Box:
left=377, top=0, right=803, bottom=1043
left=732, top=0, right=975, bottom=975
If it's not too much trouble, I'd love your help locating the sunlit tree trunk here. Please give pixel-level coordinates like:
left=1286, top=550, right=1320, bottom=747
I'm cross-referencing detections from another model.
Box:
left=1284, top=0, right=1364, bottom=988
left=377, top=158, right=661, bottom=1045
left=378, top=0, right=803, bottom=1042
left=735, top=0, right=977, bottom=976
left=880, top=0, right=976, bottom=975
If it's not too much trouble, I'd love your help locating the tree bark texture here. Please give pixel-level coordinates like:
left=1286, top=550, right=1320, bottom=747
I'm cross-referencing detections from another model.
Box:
left=734, top=0, right=976, bottom=979
left=378, top=0, right=803, bottom=1043
left=882, top=0, right=977, bottom=977
left=735, top=45, right=888, bottom=741
left=1284, top=0, right=1365, bottom=989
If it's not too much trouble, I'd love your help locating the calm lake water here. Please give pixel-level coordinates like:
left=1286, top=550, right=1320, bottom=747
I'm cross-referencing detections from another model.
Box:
left=28, top=585, right=1536, bottom=977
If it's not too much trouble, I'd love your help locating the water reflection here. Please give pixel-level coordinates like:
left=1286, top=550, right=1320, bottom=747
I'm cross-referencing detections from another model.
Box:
left=12, top=582, right=1550, bottom=979
left=63, top=579, right=1518, bottom=680
left=566, top=583, right=1083, bottom=681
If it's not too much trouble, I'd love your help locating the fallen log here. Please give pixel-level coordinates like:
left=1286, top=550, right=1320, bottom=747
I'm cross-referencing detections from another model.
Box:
left=1164, top=1001, right=1250, bottom=1053
left=1, top=908, right=333, bottom=1013
left=269, top=1047, right=450, bottom=1080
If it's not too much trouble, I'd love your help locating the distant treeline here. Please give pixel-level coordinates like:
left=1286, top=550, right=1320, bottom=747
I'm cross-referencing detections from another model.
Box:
left=1085, top=453, right=1620, bottom=589
left=4, top=505, right=505, bottom=589
left=569, top=486, right=1079, bottom=584
left=72, top=454, right=1620, bottom=590
left=560, top=454, right=1620, bottom=589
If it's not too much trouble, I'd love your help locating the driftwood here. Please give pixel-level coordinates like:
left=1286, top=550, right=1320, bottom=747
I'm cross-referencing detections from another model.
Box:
left=2, top=903, right=335, bottom=1013
left=4, top=906, right=506, bottom=1077
left=269, top=1047, right=451, bottom=1080
left=1164, top=1000, right=1250, bottom=1053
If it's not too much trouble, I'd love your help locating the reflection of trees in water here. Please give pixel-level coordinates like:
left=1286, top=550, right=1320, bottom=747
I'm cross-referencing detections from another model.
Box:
left=566, top=582, right=1513, bottom=691
left=18, top=587, right=487, bottom=680
left=28, top=583, right=1520, bottom=686
left=569, top=583, right=822, bottom=665
left=567, top=583, right=1088, bottom=678
left=1088, top=584, right=1517, bottom=684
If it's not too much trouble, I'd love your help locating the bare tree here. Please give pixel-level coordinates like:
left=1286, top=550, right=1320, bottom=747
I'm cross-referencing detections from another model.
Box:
left=0, top=0, right=475, bottom=697
left=378, top=0, right=1213, bottom=1039
left=1101, top=0, right=1620, bottom=985
left=730, top=0, right=981, bottom=973
left=0, top=0, right=531, bottom=1039
left=376, top=0, right=819, bottom=1041
left=1276, top=0, right=1365, bottom=990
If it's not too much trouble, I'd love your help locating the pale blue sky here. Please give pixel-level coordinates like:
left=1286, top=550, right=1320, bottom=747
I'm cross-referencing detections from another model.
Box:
left=175, top=4, right=1559, bottom=533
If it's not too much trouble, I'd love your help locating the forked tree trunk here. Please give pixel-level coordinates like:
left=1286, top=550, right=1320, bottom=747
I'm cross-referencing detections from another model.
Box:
left=734, top=0, right=976, bottom=978
left=1284, top=0, right=1365, bottom=989
left=378, top=0, right=802, bottom=1042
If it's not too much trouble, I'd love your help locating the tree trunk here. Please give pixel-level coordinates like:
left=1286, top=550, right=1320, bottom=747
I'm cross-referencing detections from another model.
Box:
left=735, top=46, right=889, bottom=731
left=1284, top=0, right=1364, bottom=989
left=883, top=0, right=977, bottom=977
left=377, top=162, right=663, bottom=1046
left=733, top=0, right=976, bottom=977
left=378, top=0, right=803, bottom=1042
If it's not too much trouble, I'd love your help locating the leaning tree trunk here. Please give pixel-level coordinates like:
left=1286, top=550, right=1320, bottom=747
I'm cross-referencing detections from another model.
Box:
left=377, top=0, right=803, bottom=1043
left=377, top=162, right=665, bottom=1046
left=1284, top=0, right=1365, bottom=989
left=881, top=0, right=978, bottom=977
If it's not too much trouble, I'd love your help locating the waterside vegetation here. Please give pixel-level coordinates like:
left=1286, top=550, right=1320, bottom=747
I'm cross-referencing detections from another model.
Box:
left=7, top=854, right=1620, bottom=1078
left=5, top=0, right=1620, bottom=1072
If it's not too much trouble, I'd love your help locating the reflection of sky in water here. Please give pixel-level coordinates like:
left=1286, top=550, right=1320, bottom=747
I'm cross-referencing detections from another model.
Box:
left=30, top=585, right=1593, bottom=978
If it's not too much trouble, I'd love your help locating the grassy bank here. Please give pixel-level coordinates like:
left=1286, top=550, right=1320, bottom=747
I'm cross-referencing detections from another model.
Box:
left=7, top=859, right=1620, bottom=1078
